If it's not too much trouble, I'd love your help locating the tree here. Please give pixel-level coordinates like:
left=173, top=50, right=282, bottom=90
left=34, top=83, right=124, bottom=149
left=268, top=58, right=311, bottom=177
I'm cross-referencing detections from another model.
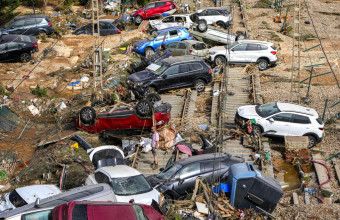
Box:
left=0, top=0, right=22, bottom=26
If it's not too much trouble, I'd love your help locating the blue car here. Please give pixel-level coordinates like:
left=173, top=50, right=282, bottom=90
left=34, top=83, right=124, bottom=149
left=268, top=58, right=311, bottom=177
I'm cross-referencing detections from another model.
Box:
left=133, top=27, right=194, bottom=56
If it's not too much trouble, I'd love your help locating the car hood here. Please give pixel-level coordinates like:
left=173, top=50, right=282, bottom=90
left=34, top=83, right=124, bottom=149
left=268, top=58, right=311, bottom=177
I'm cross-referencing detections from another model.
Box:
left=133, top=9, right=143, bottom=16
left=128, top=70, right=156, bottom=83
left=115, top=189, right=160, bottom=205
left=0, top=194, right=15, bottom=212
left=134, top=39, right=150, bottom=48
left=237, top=105, right=261, bottom=119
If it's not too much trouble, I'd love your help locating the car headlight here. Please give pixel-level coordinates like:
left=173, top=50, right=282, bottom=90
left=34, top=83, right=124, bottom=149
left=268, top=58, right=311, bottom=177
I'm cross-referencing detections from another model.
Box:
left=127, top=79, right=131, bottom=84
left=209, top=51, right=217, bottom=55
left=136, top=82, right=143, bottom=87
left=135, top=46, right=139, bottom=49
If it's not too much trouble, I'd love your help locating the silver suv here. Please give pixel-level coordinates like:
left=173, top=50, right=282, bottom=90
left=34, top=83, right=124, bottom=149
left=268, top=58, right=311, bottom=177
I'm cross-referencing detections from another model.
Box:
left=208, top=40, right=278, bottom=70
left=190, top=7, right=233, bottom=29
left=235, top=101, right=324, bottom=147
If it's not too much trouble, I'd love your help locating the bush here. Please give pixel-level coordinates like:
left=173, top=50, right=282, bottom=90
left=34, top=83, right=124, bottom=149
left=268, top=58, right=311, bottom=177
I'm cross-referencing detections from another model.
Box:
left=30, top=84, right=48, bottom=97
left=254, top=0, right=272, bottom=8
left=0, top=83, right=9, bottom=96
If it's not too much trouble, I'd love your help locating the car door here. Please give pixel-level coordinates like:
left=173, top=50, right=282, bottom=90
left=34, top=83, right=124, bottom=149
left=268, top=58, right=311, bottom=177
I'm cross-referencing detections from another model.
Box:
left=197, top=10, right=209, bottom=22
left=176, top=42, right=188, bottom=55
left=153, top=31, right=168, bottom=48
left=160, top=64, right=181, bottom=90
left=6, top=42, right=19, bottom=59
left=25, top=18, right=37, bottom=35
left=265, top=113, right=293, bottom=136
left=155, top=2, right=167, bottom=15
left=8, top=20, right=26, bottom=34
left=188, top=62, right=205, bottom=83
left=290, top=114, right=312, bottom=136
left=200, top=160, right=223, bottom=183
left=172, top=162, right=202, bottom=196
left=0, top=44, right=8, bottom=61
left=229, top=43, right=248, bottom=63
left=166, top=29, right=181, bottom=43
left=144, top=3, right=156, bottom=19
left=246, top=43, right=261, bottom=63
left=99, top=22, right=109, bottom=36
left=166, top=41, right=179, bottom=54
left=205, top=10, right=222, bottom=24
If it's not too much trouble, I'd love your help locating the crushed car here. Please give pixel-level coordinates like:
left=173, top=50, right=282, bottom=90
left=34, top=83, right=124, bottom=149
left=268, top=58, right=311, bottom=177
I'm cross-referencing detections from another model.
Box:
left=166, top=40, right=209, bottom=58
left=0, top=34, right=38, bottom=62
left=148, top=14, right=193, bottom=31
left=74, top=21, right=120, bottom=36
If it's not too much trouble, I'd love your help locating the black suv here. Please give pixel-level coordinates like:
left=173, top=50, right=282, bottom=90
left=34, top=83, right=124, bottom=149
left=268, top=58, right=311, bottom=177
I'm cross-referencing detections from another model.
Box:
left=146, top=153, right=245, bottom=200
left=0, top=34, right=38, bottom=62
left=127, top=56, right=212, bottom=97
left=0, top=15, right=53, bottom=36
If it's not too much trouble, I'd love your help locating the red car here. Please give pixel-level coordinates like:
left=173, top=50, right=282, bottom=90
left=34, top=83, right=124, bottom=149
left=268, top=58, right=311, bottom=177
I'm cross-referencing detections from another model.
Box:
left=133, top=1, right=177, bottom=24
left=75, top=99, right=171, bottom=134
left=52, top=201, right=165, bottom=220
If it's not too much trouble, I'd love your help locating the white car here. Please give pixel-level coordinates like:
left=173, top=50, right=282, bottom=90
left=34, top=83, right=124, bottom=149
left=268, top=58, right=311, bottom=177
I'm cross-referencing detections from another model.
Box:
left=85, top=165, right=161, bottom=205
left=0, top=185, right=61, bottom=212
left=235, top=101, right=324, bottom=147
left=208, top=40, right=278, bottom=70
left=190, top=7, right=233, bottom=29
left=149, top=14, right=193, bottom=31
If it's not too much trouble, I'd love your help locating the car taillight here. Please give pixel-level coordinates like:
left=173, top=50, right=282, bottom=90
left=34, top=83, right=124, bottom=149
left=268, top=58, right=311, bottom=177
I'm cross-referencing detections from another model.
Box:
left=117, top=29, right=121, bottom=34
left=270, top=51, right=277, bottom=55
left=318, top=127, right=324, bottom=130
left=33, top=42, right=37, bottom=48
left=189, top=50, right=193, bottom=53
left=209, top=69, right=212, bottom=74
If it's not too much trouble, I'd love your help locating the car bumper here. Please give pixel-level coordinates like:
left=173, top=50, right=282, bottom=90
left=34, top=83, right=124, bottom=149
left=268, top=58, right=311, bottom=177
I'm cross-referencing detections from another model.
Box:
left=132, top=48, right=143, bottom=54
left=270, top=60, right=277, bottom=67
left=128, top=85, right=145, bottom=98
left=316, top=135, right=323, bottom=143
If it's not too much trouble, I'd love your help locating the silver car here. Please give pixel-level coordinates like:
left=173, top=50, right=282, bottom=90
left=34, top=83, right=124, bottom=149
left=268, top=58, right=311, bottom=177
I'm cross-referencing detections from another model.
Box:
left=166, top=40, right=209, bottom=57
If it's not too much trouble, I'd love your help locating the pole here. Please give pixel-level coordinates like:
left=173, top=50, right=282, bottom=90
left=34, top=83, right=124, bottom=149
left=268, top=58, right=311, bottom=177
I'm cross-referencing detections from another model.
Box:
left=322, top=99, right=328, bottom=121
left=306, top=67, right=313, bottom=97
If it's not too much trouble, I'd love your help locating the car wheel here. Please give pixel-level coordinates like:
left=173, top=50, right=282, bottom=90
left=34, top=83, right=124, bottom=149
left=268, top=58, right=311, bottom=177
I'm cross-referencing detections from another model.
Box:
left=307, top=135, right=317, bottom=148
left=79, top=106, right=96, bottom=124
left=38, top=30, right=46, bottom=35
left=145, top=47, right=155, bottom=57
left=135, top=15, right=143, bottom=25
left=194, top=79, right=206, bottom=92
left=216, top=21, right=226, bottom=29
left=146, top=93, right=161, bottom=104
left=136, top=99, right=152, bottom=117
left=257, top=59, right=269, bottom=71
left=215, top=55, right=226, bottom=66
left=20, top=53, right=31, bottom=63
left=197, top=19, right=208, bottom=33
left=236, top=34, right=245, bottom=41
left=252, top=125, right=262, bottom=135
left=91, top=100, right=106, bottom=107
left=144, top=87, right=156, bottom=97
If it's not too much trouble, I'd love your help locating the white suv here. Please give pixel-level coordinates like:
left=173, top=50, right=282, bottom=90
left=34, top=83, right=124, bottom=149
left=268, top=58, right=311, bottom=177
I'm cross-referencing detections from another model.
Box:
left=190, top=7, right=233, bottom=29
left=149, top=14, right=193, bottom=30
left=235, top=101, right=324, bottom=147
left=208, top=40, right=278, bottom=70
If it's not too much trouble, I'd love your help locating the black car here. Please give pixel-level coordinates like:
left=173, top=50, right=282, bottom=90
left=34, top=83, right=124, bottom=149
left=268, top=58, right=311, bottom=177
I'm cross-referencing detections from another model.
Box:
left=74, top=21, right=120, bottom=36
left=0, top=14, right=53, bottom=36
left=127, top=56, right=212, bottom=97
left=146, top=153, right=245, bottom=200
left=0, top=34, right=38, bottom=62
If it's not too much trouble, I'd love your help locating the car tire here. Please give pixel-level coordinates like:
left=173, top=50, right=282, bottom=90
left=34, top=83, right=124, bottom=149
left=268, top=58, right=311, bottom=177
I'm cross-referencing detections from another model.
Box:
left=252, top=125, right=262, bottom=135
left=197, top=19, right=208, bottom=33
left=144, top=86, right=156, bottom=97
left=215, top=55, right=226, bottom=66
left=38, top=29, right=46, bottom=35
left=144, top=47, right=155, bottom=57
left=216, top=21, right=226, bottom=29
left=79, top=106, right=96, bottom=124
left=307, top=135, right=317, bottom=148
left=194, top=79, right=206, bottom=92
left=20, top=53, right=31, bottom=63
left=135, top=15, right=143, bottom=25
left=146, top=93, right=161, bottom=104
left=257, top=58, right=269, bottom=71
left=136, top=99, right=152, bottom=117
left=91, top=100, right=106, bottom=107
left=236, top=34, right=245, bottom=41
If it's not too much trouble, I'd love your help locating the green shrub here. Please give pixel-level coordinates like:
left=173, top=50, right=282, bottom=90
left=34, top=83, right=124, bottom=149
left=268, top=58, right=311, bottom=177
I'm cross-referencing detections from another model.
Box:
left=30, top=84, right=48, bottom=97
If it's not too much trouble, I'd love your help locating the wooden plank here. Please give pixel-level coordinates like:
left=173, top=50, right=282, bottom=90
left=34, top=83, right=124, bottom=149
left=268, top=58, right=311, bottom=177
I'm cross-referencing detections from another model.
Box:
left=312, top=153, right=332, bottom=192
left=332, top=159, right=340, bottom=184
left=292, top=192, right=299, bottom=205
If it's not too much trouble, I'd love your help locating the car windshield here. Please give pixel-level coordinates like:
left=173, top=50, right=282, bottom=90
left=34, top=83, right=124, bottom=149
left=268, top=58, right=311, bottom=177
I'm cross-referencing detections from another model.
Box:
left=149, top=61, right=169, bottom=76
left=147, top=35, right=155, bottom=41
left=8, top=190, right=27, bottom=208
left=256, top=102, right=280, bottom=117
left=110, top=175, right=152, bottom=196
left=226, top=42, right=239, bottom=50
left=157, top=163, right=182, bottom=180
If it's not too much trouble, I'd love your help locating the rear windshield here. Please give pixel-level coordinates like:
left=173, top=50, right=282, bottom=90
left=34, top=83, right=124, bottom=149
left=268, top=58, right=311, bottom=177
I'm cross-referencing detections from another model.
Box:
left=9, top=190, right=27, bottom=208
left=316, top=118, right=323, bottom=125
left=271, top=46, right=277, bottom=50
left=72, top=204, right=88, bottom=220
left=192, top=43, right=206, bottom=50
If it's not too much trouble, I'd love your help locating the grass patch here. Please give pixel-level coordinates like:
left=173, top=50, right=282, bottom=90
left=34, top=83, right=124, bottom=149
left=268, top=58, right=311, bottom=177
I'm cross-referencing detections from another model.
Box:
left=270, top=31, right=283, bottom=42
left=262, top=21, right=271, bottom=29
left=0, top=82, right=9, bottom=96
left=254, top=0, right=272, bottom=8
left=260, top=12, right=269, bottom=16
left=30, top=84, right=48, bottom=97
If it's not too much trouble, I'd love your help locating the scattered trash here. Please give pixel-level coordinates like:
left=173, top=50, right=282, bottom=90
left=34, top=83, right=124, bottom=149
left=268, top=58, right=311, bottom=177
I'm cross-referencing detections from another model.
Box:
left=198, top=124, right=208, bottom=130
left=27, top=105, right=40, bottom=116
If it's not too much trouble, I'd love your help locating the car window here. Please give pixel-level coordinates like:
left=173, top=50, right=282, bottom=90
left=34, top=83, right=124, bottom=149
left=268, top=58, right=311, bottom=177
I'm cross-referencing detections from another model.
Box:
left=246, top=44, right=259, bottom=51
left=9, top=190, right=27, bottom=207
left=7, top=42, right=18, bottom=50
left=222, top=9, right=230, bottom=15
left=164, top=65, right=179, bottom=76
left=175, top=17, right=186, bottom=22
left=207, top=10, right=221, bottom=16
left=260, top=45, right=268, bottom=50
left=177, top=42, right=187, bottom=49
left=203, top=161, right=222, bottom=172
left=36, top=18, right=43, bottom=23
left=157, top=163, right=182, bottom=180
left=233, top=44, right=247, bottom=51
left=144, top=3, right=155, bottom=10
left=163, top=16, right=174, bottom=22
left=292, top=114, right=311, bottom=124
left=133, top=205, right=148, bottom=220
left=189, top=63, right=203, bottom=71
left=73, top=204, right=88, bottom=220
left=100, top=22, right=107, bottom=29
left=155, top=32, right=168, bottom=41
left=12, top=20, right=25, bottom=27
left=179, top=64, right=189, bottom=73
left=22, top=210, right=52, bottom=220
left=156, top=2, right=166, bottom=7
left=256, top=102, right=280, bottom=117
left=179, top=163, right=201, bottom=179
left=95, top=172, right=110, bottom=184
left=0, top=44, right=6, bottom=51
left=192, top=43, right=206, bottom=50
left=272, top=113, right=293, bottom=122
left=316, top=118, right=323, bottom=125
left=25, top=18, right=36, bottom=26
left=167, top=42, right=178, bottom=49
left=169, top=30, right=178, bottom=38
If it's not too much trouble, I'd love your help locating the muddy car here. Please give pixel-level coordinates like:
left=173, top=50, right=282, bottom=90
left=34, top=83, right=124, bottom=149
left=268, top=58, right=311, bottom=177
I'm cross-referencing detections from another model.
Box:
left=147, top=153, right=245, bottom=200
left=75, top=99, right=171, bottom=135
left=166, top=40, right=209, bottom=58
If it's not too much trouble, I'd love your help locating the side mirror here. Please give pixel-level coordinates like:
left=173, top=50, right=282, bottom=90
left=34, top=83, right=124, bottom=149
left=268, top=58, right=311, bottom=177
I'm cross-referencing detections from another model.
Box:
left=231, top=48, right=235, bottom=52
left=34, top=198, right=40, bottom=208
left=159, top=167, right=164, bottom=172
left=162, top=75, right=167, bottom=79
left=268, top=118, right=274, bottom=123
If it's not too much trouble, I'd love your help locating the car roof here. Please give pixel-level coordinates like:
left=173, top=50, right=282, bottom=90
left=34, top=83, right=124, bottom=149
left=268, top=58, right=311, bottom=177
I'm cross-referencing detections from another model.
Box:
left=157, top=26, right=185, bottom=33
left=199, top=7, right=229, bottom=11
left=1, top=34, right=36, bottom=43
left=182, top=40, right=204, bottom=45
left=176, top=153, right=231, bottom=166
left=238, top=39, right=273, bottom=46
left=15, top=185, right=61, bottom=204
left=162, top=55, right=203, bottom=64
left=276, top=101, right=319, bottom=117
left=99, top=165, right=141, bottom=178
left=14, top=14, right=48, bottom=20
